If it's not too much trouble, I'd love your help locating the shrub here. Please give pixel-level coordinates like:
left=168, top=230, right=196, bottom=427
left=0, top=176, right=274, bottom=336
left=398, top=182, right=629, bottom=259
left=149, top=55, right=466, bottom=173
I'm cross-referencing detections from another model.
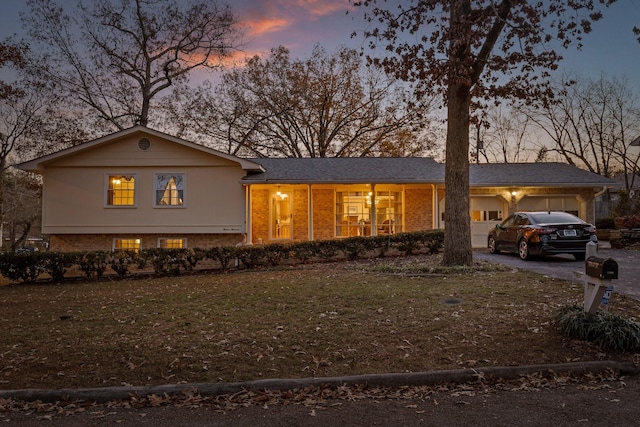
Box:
left=109, top=250, right=138, bottom=277
left=264, top=243, right=287, bottom=266
left=0, top=252, right=45, bottom=282
left=207, top=246, right=238, bottom=272
left=78, top=251, right=110, bottom=279
left=289, top=241, right=316, bottom=264
left=595, top=217, right=615, bottom=230
left=142, top=248, right=195, bottom=275
left=557, top=305, right=640, bottom=352
left=615, top=215, right=640, bottom=229
left=340, top=236, right=371, bottom=261
left=236, top=245, right=267, bottom=268
left=42, top=252, right=77, bottom=281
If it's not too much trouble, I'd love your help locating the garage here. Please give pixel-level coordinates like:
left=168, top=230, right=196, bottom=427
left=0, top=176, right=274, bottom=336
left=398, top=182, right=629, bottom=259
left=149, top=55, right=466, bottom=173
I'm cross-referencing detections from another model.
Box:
left=470, top=196, right=506, bottom=248
left=517, top=196, right=580, bottom=216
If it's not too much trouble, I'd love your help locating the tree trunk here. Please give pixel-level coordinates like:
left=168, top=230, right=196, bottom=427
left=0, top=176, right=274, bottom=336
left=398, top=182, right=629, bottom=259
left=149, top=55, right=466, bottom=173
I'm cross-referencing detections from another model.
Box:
left=442, top=81, right=472, bottom=266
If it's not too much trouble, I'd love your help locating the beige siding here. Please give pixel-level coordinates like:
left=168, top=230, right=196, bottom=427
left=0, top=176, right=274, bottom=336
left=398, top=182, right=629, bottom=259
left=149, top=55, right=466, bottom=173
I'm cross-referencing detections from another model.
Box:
left=41, top=135, right=247, bottom=237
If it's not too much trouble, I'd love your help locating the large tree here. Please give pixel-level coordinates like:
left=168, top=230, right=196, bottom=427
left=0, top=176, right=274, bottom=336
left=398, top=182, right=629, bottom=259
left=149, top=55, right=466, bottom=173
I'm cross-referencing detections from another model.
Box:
left=0, top=41, right=28, bottom=100
left=529, top=74, right=640, bottom=186
left=22, top=0, right=244, bottom=131
left=167, top=45, right=436, bottom=157
left=355, top=0, right=615, bottom=266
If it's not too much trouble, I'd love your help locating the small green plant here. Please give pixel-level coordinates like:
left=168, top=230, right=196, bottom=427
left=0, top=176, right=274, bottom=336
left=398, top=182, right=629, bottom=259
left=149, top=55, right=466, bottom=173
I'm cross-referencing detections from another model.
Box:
left=557, top=305, right=640, bottom=352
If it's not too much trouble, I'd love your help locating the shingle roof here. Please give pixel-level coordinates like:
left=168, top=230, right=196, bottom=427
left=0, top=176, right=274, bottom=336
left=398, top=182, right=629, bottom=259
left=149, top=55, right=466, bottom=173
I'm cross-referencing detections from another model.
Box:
left=243, top=158, right=614, bottom=187
left=469, top=162, right=614, bottom=187
left=244, top=158, right=443, bottom=183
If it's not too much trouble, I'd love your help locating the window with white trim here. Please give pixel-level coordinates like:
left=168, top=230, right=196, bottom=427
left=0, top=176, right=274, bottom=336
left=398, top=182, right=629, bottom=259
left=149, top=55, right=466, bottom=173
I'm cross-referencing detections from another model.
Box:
left=158, top=238, right=186, bottom=249
left=107, top=175, right=136, bottom=206
left=155, top=173, right=185, bottom=206
left=113, top=238, right=141, bottom=252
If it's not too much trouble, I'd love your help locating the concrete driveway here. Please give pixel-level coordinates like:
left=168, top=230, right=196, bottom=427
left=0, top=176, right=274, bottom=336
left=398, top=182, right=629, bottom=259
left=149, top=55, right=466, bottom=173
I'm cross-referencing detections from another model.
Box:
left=474, top=243, right=640, bottom=300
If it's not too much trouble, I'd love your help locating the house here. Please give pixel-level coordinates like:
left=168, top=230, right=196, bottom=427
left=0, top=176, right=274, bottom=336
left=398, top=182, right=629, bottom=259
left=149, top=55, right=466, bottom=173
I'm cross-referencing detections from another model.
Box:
left=16, top=126, right=615, bottom=252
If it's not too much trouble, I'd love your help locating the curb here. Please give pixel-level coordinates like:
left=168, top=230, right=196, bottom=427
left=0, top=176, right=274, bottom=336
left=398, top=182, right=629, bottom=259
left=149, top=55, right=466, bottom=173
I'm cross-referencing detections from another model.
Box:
left=1, top=361, right=638, bottom=403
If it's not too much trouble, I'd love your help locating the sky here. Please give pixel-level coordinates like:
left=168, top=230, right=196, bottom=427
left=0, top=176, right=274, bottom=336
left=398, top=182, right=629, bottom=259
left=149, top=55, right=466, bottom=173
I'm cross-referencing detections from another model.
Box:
left=1, top=0, right=640, bottom=87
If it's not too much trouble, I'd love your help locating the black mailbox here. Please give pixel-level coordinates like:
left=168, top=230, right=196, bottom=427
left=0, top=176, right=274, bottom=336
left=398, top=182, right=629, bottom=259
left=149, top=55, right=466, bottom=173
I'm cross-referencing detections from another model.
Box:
left=585, top=256, right=618, bottom=280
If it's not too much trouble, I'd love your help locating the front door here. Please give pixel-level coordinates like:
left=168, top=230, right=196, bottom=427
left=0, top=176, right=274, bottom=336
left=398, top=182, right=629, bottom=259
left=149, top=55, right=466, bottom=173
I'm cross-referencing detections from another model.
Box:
left=271, top=188, right=292, bottom=240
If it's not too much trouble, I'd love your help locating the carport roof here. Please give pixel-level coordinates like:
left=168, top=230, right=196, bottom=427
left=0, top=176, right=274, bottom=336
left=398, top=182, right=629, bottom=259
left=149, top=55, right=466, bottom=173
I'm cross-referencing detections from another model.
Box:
left=469, top=162, right=615, bottom=187
left=243, top=158, right=615, bottom=187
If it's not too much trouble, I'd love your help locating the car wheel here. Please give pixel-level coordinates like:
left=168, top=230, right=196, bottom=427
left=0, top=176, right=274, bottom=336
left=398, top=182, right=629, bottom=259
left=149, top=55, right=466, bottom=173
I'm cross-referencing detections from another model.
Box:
left=573, top=253, right=585, bottom=261
left=488, top=236, right=500, bottom=254
left=518, top=239, right=531, bottom=260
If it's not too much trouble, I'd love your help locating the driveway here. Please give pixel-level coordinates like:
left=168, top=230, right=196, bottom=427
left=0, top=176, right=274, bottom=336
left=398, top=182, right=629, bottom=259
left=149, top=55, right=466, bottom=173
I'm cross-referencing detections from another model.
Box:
left=474, top=242, right=640, bottom=300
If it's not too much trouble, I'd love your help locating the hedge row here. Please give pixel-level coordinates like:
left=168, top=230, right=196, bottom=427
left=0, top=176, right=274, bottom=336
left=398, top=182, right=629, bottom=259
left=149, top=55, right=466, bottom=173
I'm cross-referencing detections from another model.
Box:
left=0, top=230, right=444, bottom=283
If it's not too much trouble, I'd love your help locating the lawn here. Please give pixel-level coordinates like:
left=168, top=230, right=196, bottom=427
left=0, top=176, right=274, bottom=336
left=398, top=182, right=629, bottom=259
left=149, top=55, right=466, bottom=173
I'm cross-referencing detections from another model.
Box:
left=1, top=254, right=639, bottom=391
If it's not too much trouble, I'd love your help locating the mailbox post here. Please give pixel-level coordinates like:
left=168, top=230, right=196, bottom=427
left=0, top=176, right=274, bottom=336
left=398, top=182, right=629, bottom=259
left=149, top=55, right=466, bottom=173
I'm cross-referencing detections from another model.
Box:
left=573, top=242, right=618, bottom=314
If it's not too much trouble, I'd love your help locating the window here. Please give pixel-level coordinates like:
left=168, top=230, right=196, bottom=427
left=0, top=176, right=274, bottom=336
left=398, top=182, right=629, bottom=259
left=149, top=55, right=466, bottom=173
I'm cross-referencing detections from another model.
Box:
left=107, top=175, right=135, bottom=206
left=113, top=238, right=141, bottom=252
left=155, top=174, right=185, bottom=206
left=158, top=238, right=186, bottom=249
left=335, top=191, right=371, bottom=237
left=375, top=191, right=402, bottom=235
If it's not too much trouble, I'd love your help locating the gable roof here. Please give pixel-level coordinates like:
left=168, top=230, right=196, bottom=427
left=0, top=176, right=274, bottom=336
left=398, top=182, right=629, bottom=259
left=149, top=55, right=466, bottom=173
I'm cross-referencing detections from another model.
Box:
left=244, top=158, right=614, bottom=187
left=15, top=126, right=264, bottom=173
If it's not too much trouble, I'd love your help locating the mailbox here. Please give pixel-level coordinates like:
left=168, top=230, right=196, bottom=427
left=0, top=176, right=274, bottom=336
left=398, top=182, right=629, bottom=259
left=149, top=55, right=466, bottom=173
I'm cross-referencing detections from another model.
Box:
left=585, top=256, right=618, bottom=280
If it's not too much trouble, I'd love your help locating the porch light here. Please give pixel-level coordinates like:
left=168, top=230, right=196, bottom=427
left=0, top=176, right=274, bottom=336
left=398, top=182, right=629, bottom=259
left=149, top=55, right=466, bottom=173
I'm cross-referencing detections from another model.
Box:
left=511, top=191, right=517, bottom=197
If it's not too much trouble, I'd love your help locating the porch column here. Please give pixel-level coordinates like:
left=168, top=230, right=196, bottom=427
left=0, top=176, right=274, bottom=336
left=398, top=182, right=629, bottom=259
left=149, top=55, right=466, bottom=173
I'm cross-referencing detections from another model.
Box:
left=308, top=184, right=313, bottom=241
left=245, top=184, right=252, bottom=244
left=370, top=184, right=376, bottom=235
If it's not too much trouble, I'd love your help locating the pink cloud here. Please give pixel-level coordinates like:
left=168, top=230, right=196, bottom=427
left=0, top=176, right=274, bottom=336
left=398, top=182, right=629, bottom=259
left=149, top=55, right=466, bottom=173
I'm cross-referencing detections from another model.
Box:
left=288, top=0, right=355, bottom=19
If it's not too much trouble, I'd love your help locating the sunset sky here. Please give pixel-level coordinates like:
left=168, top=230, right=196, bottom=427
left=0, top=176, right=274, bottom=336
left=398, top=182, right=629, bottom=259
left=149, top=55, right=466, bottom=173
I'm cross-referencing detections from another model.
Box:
left=1, top=0, right=639, bottom=86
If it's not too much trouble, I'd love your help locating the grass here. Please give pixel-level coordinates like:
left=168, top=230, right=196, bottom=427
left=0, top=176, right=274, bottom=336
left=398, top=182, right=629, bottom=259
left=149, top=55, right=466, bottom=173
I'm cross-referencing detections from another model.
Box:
left=1, top=253, right=639, bottom=391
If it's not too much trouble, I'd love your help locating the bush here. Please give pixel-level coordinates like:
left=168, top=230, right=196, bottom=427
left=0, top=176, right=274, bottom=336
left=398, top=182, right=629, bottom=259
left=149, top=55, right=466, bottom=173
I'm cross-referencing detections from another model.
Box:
left=207, top=246, right=238, bottom=272
left=615, top=215, right=640, bottom=229
left=595, top=217, right=615, bottom=230
left=109, top=250, right=138, bottom=277
left=557, top=305, right=640, bottom=352
left=42, top=252, right=77, bottom=281
left=0, top=252, right=45, bottom=282
left=0, top=230, right=446, bottom=283
left=340, top=236, right=371, bottom=261
left=236, top=245, right=267, bottom=268
left=141, top=248, right=195, bottom=275
left=78, top=251, right=110, bottom=278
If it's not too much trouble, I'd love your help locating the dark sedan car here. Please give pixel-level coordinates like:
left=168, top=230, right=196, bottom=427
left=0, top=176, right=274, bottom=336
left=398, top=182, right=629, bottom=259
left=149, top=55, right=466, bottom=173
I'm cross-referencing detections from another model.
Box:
left=487, top=211, right=597, bottom=261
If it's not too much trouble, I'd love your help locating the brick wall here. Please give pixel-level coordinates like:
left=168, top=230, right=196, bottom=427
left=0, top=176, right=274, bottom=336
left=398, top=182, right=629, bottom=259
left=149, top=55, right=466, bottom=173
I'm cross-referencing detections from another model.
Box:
left=311, top=188, right=335, bottom=241
left=250, top=188, right=270, bottom=244
left=292, top=187, right=309, bottom=241
left=49, top=233, right=242, bottom=252
left=405, top=187, right=433, bottom=231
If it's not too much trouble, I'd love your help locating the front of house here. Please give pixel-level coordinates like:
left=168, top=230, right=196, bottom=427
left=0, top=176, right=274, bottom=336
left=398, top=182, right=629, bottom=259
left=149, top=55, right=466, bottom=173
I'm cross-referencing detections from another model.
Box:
left=17, top=126, right=614, bottom=252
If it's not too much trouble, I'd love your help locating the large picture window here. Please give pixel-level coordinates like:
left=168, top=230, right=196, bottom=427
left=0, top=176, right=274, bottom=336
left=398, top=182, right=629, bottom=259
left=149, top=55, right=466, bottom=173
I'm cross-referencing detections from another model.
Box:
left=155, top=174, right=185, bottom=206
left=107, top=175, right=135, bottom=206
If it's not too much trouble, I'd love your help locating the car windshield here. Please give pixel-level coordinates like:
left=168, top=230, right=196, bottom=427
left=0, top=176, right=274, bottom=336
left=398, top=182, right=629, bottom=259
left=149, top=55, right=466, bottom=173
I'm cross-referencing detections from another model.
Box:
left=527, top=212, right=581, bottom=224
